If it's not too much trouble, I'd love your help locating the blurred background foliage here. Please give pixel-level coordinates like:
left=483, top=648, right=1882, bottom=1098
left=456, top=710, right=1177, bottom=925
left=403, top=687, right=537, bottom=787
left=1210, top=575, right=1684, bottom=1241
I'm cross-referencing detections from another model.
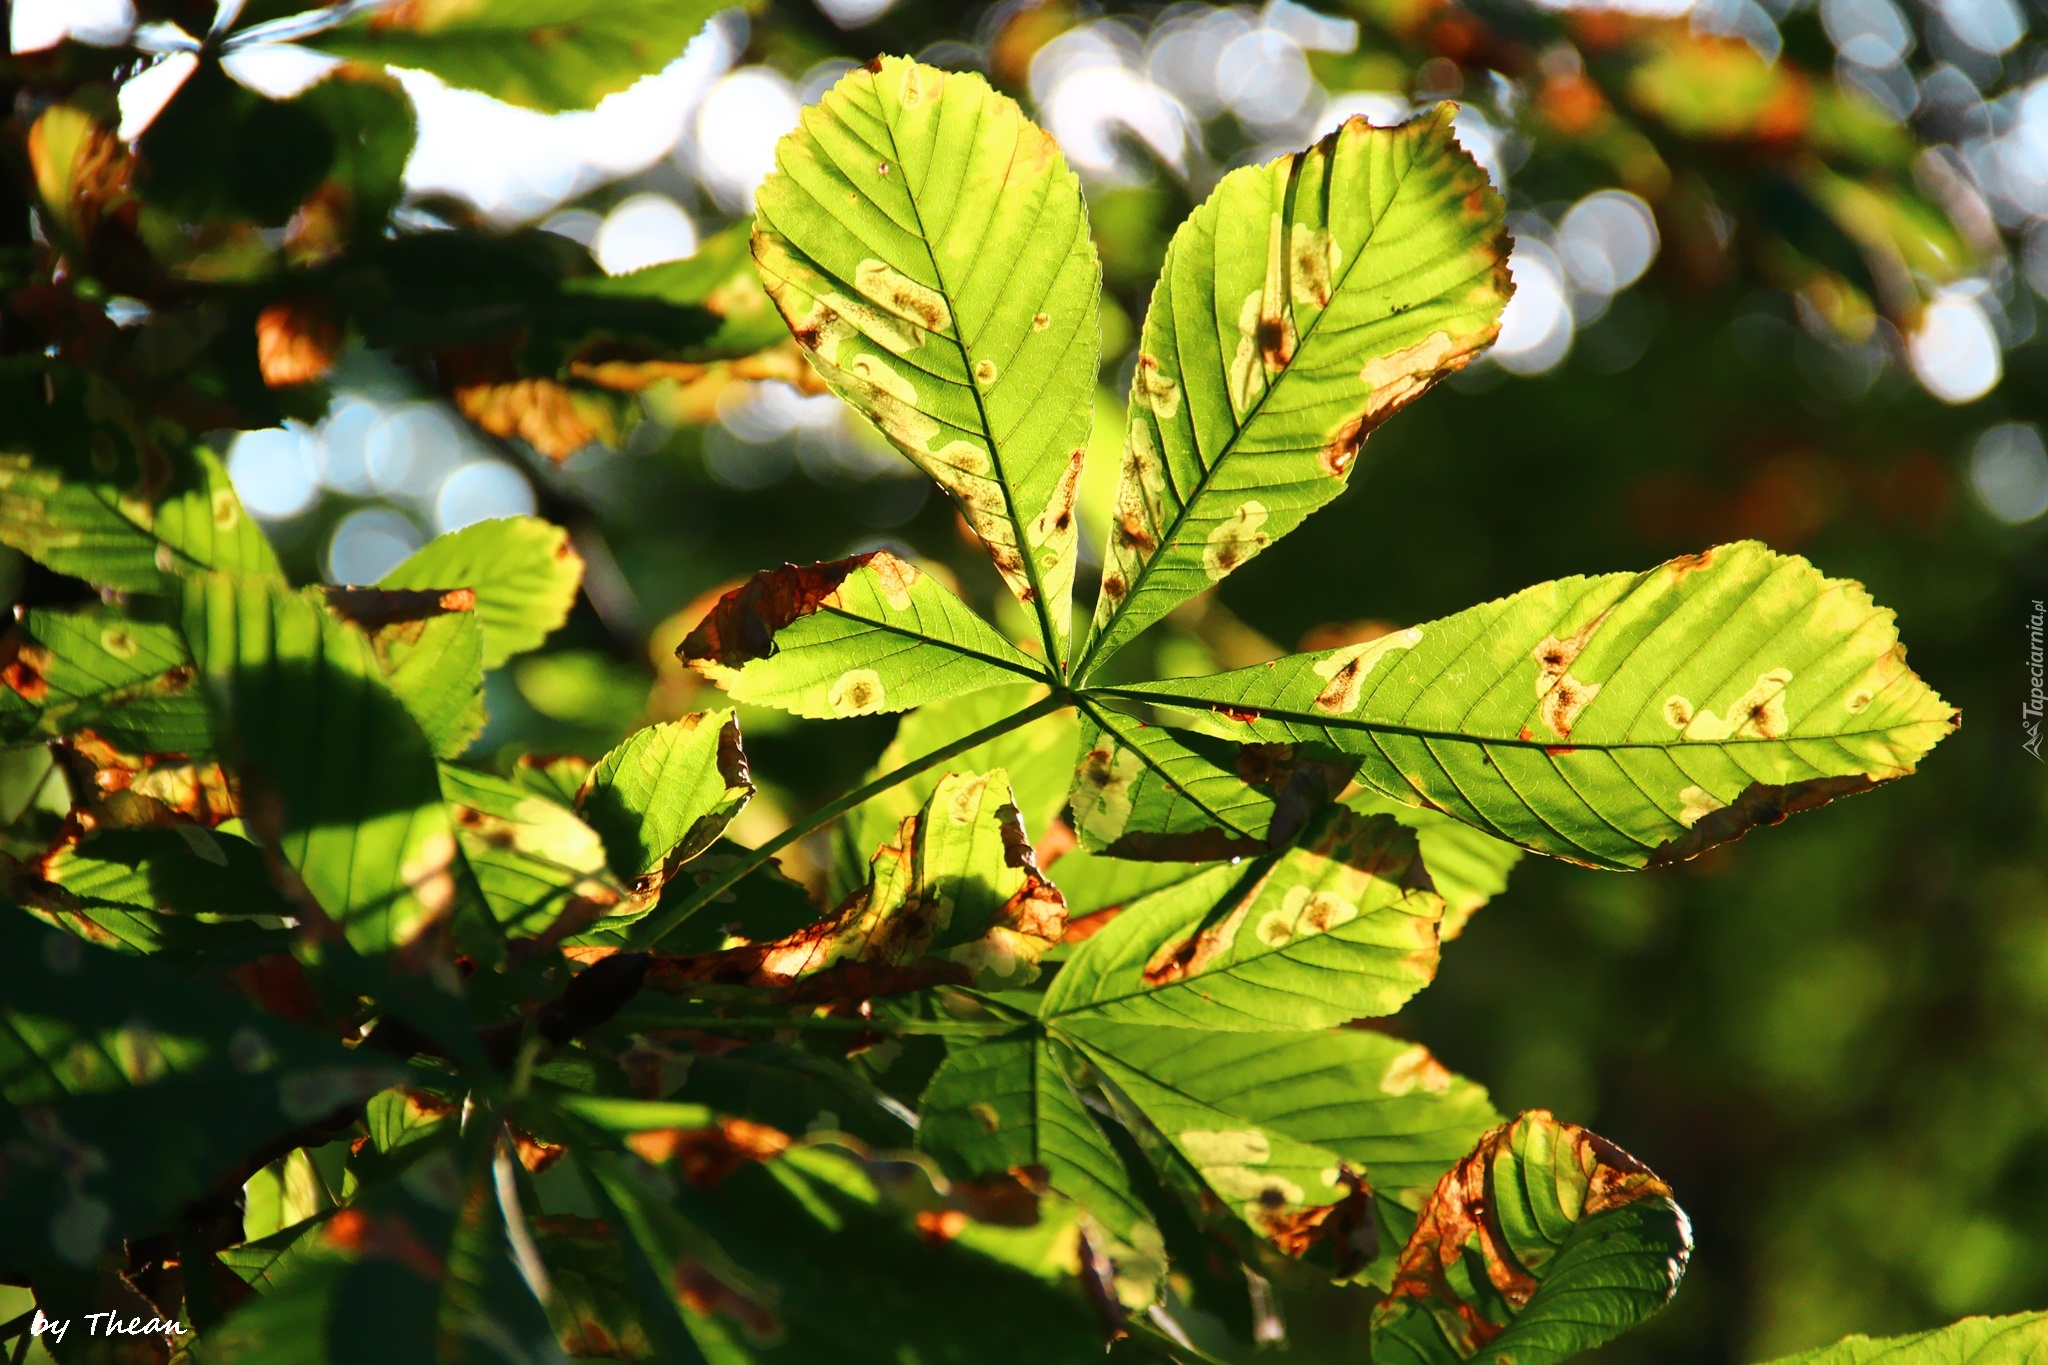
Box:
left=8, top=0, right=2048, bottom=1358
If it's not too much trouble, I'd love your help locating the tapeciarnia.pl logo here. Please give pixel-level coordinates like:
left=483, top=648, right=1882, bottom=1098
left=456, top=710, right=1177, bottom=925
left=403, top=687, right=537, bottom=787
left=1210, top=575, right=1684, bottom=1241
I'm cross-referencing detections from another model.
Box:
left=2027, top=599, right=2045, bottom=761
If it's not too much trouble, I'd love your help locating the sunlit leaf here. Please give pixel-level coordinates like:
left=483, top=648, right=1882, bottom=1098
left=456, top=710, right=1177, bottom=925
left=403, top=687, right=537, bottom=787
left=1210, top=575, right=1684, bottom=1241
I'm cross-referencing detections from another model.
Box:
left=662, top=769, right=1066, bottom=993
left=0, top=604, right=210, bottom=754
left=312, top=0, right=730, bottom=113
left=752, top=57, right=1100, bottom=665
left=1345, top=790, right=1524, bottom=938
left=1069, top=705, right=1353, bottom=860
left=920, top=1027, right=1169, bottom=1309
left=0, top=373, right=281, bottom=592
left=576, top=711, right=751, bottom=894
left=438, top=763, right=619, bottom=937
left=1371, top=1111, right=1690, bottom=1365
left=1756, top=1314, right=2048, bottom=1365
left=1042, top=806, right=1442, bottom=1031
left=1078, top=106, right=1513, bottom=673
left=379, top=516, right=584, bottom=671
left=681, top=553, right=1045, bottom=720
left=179, top=574, right=468, bottom=956
left=832, top=684, right=1078, bottom=903
left=325, top=586, right=487, bottom=760
left=1102, top=542, right=1956, bottom=869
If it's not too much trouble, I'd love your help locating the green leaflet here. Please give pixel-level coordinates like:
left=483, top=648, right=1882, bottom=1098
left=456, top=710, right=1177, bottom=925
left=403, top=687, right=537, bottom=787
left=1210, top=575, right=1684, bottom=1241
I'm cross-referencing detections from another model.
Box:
left=0, top=392, right=281, bottom=593
left=1104, top=542, right=1957, bottom=869
left=565, top=221, right=791, bottom=363
left=1370, top=1110, right=1692, bottom=1365
left=832, top=684, right=1078, bottom=904
left=679, top=553, right=1042, bottom=720
left=680, top=769, right=1066, bottom=992
left=919, top=1028, right=1168, bottom=1308
left=1757, top=1315, right=2048, bottom=1365
left=1345, top=790, right=1524, bottom=938
left=311, top=0, right=729, bottom=113
left=378, top=516, right=585, bottom=671
left=198, top=1129, right=560, bottom=1365
left=1041, top=806, right=1443, bottom=1031
left=0, top=603, right=212, bottom=754
left=178, top=574, right=467, bottom=956
left=325, top=587, right=488, bottom=760
left=1077, top=105, right=1513, bottom=674
left=1041, top=848, right=1212, bottom=919
left=437, top=763, right=617, bottom=936
left=41, top=825, right=296, bottom=921
left=1070, top=703, right=1353, bottom=860
left=752, top=58, right=1101, bottom=666
left=0, top=911, right=402, bottom=1269
left=576, top=711, right=752, bottom=893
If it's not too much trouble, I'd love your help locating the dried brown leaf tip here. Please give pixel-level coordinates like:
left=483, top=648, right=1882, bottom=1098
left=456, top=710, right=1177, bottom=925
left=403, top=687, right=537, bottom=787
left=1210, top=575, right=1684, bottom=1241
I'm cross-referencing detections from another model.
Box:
left=626, top=1116, right=792, bottom=1187
left=1377, top=1110, right=1687, bottom=1354
left=256, top=298, right=344, bottom=388
left=679, top=553, right=923, bottom=683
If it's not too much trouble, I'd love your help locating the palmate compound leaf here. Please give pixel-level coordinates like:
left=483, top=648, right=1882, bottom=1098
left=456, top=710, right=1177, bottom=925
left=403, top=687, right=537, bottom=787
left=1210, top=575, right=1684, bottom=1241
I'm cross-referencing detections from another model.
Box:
left=751, top=58, right=1101, bottom=667
left=1097, top=542, right=1957, bottom=869
left=178, top=573, right=471, bottom=957
left=377, top=516, right=585, bottom=671
left=1075, top=104, right=1514, bottom=676
left=1370, top=1110, right=1692, bottom=1365
left=1755, top=1314, right=2048, bottom=1365
left=679, top=552, right=1045, bottom=720
left=575, top=711, right=752, bottom=898
left=310, top=0, right=730, bottom=113
left=0, top=911, right=404, bottom=1271
left=198, top=1125, right=559, bottom=1365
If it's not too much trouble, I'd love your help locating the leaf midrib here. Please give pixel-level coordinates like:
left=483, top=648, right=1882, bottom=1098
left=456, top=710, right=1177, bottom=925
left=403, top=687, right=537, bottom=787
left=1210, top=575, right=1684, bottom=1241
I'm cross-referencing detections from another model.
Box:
left=869, top=71, right=1066, bottom=671
left=1076, top=129, right=1428, bottom=679
left=1084, top=685, right=1936, bottom=752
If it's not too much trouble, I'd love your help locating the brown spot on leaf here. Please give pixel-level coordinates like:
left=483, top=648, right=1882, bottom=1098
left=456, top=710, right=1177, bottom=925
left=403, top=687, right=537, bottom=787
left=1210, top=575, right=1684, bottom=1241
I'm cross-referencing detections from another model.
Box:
left=627, top=1117, right=791, bottom=1186
left=1532, top=610, right=1609, bottom=739
left=323, top=1208, right=445, bottom=1279
left=0, top=636, right=53, bottom=702
left=323, top=586, right=475, bottom=626
left=1259, top=1168, right=1377, bottom=1277
left=1647, top=774, right=1878, bottom=866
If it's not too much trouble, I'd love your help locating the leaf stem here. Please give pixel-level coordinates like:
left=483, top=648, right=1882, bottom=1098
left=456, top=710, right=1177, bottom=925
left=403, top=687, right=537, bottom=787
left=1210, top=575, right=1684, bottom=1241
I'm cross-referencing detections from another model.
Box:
left=629, top=690, right=1069, bottom=948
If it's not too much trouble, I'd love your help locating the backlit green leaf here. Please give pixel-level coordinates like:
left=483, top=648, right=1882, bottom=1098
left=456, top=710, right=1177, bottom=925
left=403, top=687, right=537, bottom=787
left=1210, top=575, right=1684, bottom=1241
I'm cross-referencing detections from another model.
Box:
left=179, top=574, right=466, bottom=956
left=1345, top=790, right=1524, bottom=938
left=576, top=711, right=752, bottom=893
left=325, top=587, right=487, bottom=760
left=1042, top=806, right=1442, bottom=1031
left=438, top=763, right=618, bottom=936
left=311, top=0, right=729, bottom=113
left=1757, top=1315, right=2048, bottom=1365
left=752, top=57, right=1100, bottom=665
left=1103, top=542, right=1956, bottom=869
left=378, top=516, right=584, bottom=671
left=0, top=377, right=281, bottom=592
left=1370, top=1110, right=1692, bottom=1365
left=1078, top=106, right=1513, bottom=673
left=0, top=604, right=210, bottom=754
left=832, top=684, right=1078, bottom=903
left=680, top=553, right=1043, bottom=720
